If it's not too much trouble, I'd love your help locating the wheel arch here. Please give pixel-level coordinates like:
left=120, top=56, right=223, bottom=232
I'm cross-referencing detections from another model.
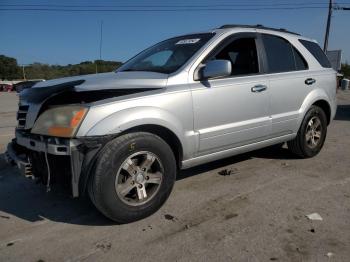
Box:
left=312, top=99, right=331, bottom=125
left=299, top=89, right=333, bottom=127
left=119, top=124, right=183, bottom=169
left=79, top=124, right=183, bottom=197
left=83, top=106, right=187, bottom=166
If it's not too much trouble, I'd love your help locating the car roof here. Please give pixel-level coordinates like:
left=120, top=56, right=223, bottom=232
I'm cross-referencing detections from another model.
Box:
left=217, top=24, right=299, bottom=35
left=206, top=24, right=316, bottom=43
left=170, top=24, right=317, bottom=46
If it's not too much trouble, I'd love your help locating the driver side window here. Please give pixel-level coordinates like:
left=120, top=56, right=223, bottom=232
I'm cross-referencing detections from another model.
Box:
left=212, top=37, right=259, bottom=76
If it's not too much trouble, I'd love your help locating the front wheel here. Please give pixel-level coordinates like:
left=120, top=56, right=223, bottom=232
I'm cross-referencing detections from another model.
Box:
left=287, top=105, right=327, bottom=158
left=88, top=132, right=176, bottom=223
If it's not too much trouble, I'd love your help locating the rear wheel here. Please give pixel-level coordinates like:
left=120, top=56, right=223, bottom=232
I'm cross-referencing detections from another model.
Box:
left=88, top=132, right=176, bottom=223
left=287, top=105, right=327, bottom=158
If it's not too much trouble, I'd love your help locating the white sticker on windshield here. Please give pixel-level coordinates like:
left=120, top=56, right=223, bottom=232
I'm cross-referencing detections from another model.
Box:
left=176, top=39, right=200, bottom=45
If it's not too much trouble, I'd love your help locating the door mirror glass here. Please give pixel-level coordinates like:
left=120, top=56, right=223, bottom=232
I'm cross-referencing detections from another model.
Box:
left=202, top=60, right=232, bottom=79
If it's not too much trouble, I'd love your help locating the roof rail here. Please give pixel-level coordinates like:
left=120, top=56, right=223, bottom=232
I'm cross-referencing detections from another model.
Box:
left=218, top=24, right=300, bottom=36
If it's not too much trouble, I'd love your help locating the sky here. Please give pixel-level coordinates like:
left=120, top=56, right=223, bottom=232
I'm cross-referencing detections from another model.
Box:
left=0, top=0, right=349, bottom=65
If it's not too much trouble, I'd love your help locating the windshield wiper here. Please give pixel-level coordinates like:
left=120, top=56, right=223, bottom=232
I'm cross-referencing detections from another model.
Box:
left=121, top=69, right=141, bottom=72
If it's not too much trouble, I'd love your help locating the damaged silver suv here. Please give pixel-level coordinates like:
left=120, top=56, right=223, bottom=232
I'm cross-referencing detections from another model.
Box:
left=6, top=25, right=337, bottom=223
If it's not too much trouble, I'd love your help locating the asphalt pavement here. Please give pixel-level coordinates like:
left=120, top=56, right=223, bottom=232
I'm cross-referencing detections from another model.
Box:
left=0, top=91, right=349, bottom=262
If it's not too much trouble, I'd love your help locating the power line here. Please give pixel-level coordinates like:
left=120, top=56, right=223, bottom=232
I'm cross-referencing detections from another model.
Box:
left=4, top=0, right=348, bottom=12
left=0, top=7, right=330, bottom=12
left=334, top=6, right=350, bottom=9
left=0, top=3, right=336, bottom=8
left=3, top=0, right=349, bottom=4
left=3, top=0, right=350, bottom=4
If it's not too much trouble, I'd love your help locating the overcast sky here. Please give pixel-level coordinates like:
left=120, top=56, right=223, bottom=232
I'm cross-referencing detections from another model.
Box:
left=1, top=0, right=349, bottom=65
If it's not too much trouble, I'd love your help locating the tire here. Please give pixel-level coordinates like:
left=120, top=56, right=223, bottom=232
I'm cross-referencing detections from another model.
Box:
left=287, top=105, right=327, bottom=158
left=88, top=132, right=176, bottom=223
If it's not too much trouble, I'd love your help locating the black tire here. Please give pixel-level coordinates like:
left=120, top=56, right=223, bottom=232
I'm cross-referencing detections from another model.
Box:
left=88, top=132, right=176, bottom=223
left=287, top=105, right=327, bottom=158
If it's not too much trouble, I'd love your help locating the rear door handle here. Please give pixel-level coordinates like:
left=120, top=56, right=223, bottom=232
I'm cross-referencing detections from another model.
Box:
left=251, top=84, right=267, bottom=93
left=305, top=78, right=316, bottom=85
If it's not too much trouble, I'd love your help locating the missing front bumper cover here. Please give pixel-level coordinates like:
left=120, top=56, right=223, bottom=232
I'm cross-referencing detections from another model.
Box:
left=5, top=143, right=33, bottom=178
left=6, top=131, right=113, bottom=198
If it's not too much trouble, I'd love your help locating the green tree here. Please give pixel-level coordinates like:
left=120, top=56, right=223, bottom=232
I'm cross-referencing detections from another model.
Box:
left=0, top=55, right=21, bottom=80
left=341, top=63, right=350, bottom=78
left=0, top=55, right=123, bottom=80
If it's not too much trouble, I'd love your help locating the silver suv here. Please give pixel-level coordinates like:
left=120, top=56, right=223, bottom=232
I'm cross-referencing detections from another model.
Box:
left=7, top=25, right=337, bottom=223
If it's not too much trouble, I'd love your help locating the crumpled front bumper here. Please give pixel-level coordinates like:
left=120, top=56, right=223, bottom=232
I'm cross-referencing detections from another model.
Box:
left=5, top=141, right=32, bottom=178
left=5, top=130, right=112, bottom=197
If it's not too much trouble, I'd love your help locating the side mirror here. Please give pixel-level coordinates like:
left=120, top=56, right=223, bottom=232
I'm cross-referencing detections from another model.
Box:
left=202, top=60, right=231, bottom=80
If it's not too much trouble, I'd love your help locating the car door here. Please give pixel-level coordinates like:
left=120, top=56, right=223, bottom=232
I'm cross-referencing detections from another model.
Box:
left=189, top=33, right=271, bottom=155
left=259, top=33, right=314, bottom=137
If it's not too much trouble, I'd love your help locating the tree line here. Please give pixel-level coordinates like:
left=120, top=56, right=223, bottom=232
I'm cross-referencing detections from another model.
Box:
left=0, top=54, right=122, bottom=80
left=1, top=54, right=350, bottom=81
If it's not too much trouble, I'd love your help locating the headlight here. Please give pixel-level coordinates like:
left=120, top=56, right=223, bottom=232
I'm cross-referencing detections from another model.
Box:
left=31, top=105, right=88, bottom=138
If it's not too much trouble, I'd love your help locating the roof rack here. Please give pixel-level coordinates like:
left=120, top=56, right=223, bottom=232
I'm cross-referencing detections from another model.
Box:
left=218, top=24, right=300, bottom=36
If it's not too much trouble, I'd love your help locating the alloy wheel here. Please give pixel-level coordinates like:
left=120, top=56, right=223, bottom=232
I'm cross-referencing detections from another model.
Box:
left=115, top=151, right=164, bottom=206
left=305, top=116, right=322, bottom=149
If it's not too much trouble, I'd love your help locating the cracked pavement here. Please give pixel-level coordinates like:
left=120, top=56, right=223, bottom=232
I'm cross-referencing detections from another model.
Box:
left=0, top=91, right=350, bottom=262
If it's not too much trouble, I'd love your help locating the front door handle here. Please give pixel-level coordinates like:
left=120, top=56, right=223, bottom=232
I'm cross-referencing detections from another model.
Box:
left=305, top=78, right=316, bottom=85
left=251, top=84, right=267, bottom=93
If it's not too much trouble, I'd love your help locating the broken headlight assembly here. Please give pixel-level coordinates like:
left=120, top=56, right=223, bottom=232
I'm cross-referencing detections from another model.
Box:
left=31, top=105, right=88, bottom=138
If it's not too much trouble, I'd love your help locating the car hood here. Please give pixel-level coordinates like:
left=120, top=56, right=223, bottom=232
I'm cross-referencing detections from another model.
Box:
left=33, top=71, right=168, bottom=91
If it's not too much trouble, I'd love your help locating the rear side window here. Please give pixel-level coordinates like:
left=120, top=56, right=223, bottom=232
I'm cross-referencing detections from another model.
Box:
left=262, top=34, right=295, bottom=73
left=262, top=34, right=308, bottom=73
left=299, top=39, right=331, bottom=68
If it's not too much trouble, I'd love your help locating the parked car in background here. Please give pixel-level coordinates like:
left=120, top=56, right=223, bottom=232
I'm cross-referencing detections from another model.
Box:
left=14, top=80, right=45, bottom=93
left=0, top=83, right=14, bottom=92
left=6, top=24, right=337, bottom=223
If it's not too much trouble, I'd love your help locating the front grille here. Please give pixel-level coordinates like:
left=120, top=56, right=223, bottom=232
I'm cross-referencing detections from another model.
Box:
left=17, top=104, right=29, bottom=129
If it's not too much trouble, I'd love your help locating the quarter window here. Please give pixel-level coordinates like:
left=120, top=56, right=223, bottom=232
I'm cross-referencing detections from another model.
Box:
left=292, top=47, right=308, bottom=70
left=299, top=39, right=331, bottom=68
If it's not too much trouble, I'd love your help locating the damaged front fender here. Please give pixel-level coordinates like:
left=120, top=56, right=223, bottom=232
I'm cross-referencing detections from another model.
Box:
left=73, top=135, right=117, bottom=197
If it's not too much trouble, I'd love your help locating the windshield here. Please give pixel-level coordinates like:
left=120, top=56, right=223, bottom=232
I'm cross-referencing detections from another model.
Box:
left=119, top=33, right=214, bottom=74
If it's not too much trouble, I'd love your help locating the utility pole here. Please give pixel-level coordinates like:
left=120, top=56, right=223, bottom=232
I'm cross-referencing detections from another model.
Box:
left=323, top=1, right=350, bottom=52
left=323, top=0, right=333, bottom=52
left=96, top=20, right=103, bottom=74
left=99, top=20, right=103, bottom=60
left=22, top=65, right=26, bottom=80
